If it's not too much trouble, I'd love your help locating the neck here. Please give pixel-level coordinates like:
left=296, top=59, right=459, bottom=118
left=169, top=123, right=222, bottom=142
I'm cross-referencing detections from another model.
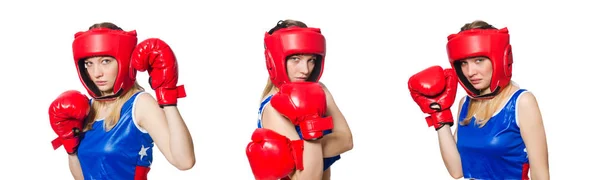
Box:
left=94, top=98, right=117, bottom=106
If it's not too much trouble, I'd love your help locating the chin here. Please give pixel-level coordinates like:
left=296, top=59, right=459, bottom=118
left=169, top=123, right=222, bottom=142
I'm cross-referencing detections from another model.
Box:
left=291, top=79, right=307, bottom=82
left=98, top=87, right=114, bottom=93
left=474, top=87, right=493, bottom=94
left=472, top=83, right=487, bottom=90
left=96, top=87, right=108, bottom=91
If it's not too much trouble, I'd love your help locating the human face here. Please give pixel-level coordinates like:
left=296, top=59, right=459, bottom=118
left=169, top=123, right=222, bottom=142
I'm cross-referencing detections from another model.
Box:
left=286, top=54, right=316, bottom=82
left=84, top=56, right=119, bottom=95
left=460, top=57, right=493, bottom=94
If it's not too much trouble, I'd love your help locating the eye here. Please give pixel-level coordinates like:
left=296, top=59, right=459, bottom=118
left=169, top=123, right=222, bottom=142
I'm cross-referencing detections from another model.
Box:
left=460, top=61, right=468, bottom=66
left=84, top=61, right=93, bottom=68
left=101, top=59, right=112, bottom=64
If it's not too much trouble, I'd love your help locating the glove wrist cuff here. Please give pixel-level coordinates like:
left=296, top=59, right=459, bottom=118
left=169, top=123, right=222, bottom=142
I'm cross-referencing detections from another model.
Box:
left=299, top=116, right=334, bottom=140
left=425, top=109, right=455, bottom=130
left=61, top=138, right=81, bottom=154
left=155, top=85, right=187, bottom=105
left=289, top=140, right=304, bottom=170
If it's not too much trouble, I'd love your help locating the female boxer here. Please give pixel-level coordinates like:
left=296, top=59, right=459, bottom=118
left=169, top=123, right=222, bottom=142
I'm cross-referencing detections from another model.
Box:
left=408, top=20, right=549, bottom=179
left=246, top=20, right=354, bottom=180
left=48, top=22, right=195, bottom=180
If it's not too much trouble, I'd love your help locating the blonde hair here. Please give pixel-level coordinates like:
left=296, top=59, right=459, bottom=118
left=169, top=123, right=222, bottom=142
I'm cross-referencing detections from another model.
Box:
left=261, top=79, right=275, bottom=99
left=460, top=83, right=516, bottom=127
left=83, top=82, right=144, bottom=132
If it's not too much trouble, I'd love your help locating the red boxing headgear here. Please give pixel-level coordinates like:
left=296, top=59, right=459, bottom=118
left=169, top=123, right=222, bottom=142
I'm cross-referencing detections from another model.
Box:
left=264, top=27, right=326, bottom=88
left=72, top=28, right=138, bottom=100
left=446, top=27, right=513, bottom=99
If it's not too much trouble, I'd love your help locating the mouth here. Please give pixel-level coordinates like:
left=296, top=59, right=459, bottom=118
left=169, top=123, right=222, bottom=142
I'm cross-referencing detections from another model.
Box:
left=470, top=79, right=482, bottom=85
left=293, top=77, right=308, bottom=81
left=95, top=81, right=108, bottom=86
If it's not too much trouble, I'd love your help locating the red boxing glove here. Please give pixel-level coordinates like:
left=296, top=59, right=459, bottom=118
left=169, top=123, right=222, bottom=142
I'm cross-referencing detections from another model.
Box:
left=246, top=128, right=303, bottom=180
left=271, top=82, right=333, bottom=140
left=131, top=38, right=186, bottom=107
left=49, top=90, right=90, bottom=154
left=408, top=66, right=458, bottom=130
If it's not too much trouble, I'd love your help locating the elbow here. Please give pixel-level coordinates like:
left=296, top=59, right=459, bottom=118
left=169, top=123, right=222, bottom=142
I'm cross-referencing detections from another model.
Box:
left=345, top=137, right=354, bottom=152
left=450, top=171, right=463, bottom=179
left=174, top=158, right=196, bottom=171
left=175, top=162, right=195, bottom=171
left=344, top=133, right=354, bottom=152
left=530, top=169, right=550, bottom=180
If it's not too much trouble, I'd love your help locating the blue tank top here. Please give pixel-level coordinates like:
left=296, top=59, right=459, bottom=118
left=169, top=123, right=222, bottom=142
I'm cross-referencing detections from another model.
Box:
left=78, top=92, right=154, bottom=180
left=457, top=89, right=530, bottom=180
left=257, top=95, right=341, bottom=171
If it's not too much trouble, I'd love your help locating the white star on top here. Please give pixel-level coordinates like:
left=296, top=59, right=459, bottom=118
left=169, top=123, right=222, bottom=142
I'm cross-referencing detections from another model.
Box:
left=139, top=145, right=150, bottom=161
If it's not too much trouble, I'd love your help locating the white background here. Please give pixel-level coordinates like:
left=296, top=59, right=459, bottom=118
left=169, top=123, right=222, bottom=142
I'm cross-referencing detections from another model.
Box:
left=0, top=0, right=598, bottom=179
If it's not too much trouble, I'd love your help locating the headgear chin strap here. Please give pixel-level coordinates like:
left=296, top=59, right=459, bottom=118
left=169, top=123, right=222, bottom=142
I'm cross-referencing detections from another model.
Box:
left=72, top=28, right=138, bottom=100
left=264, top=26, right=326, bottom=88
left=446, top=27, right=513, bottom=99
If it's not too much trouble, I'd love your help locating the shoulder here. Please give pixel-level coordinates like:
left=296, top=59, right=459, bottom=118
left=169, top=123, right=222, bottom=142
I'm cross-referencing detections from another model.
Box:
left=262, top=102, right=284, bottom=124
left=136, top=92, right=158, bottom=106
left=134, top=92, right=161, bottom=116
left=262, top=102, right=276, bottom=117
left=517, top=90, right=539, bottom=108
left=514, top=90, right=546, bottom=137
left=318, top=81, right=327, bottom=89
left=318, top=81, right=332, bottom=96
left=515, top=90, right=544, bottom=127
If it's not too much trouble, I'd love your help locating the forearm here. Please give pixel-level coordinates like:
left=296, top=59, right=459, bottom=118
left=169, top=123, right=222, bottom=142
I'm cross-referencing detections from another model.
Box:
left=322, top=169, right=331, bottom=180
left=321, top=132, right=353, bottom=157
left=163, top=106, right=195, bottom=169
left=437, top=126, right=463, bottom=179
left=68, top=154, right=84, bottom=180
left=294, top=140, right=324, bottom=180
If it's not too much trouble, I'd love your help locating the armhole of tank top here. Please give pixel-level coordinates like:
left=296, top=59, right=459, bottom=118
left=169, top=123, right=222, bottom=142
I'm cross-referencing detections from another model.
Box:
left=258, top=95, right=273, bottom=128
left=258, top=102, right=267, bottom=128
left=514, top=90, right=530, bottom=128
left=132, top=92, right=149, bottom=133
left=455, top=95, right=469, bottom=143
left=459, top=95, right=470, bottom=122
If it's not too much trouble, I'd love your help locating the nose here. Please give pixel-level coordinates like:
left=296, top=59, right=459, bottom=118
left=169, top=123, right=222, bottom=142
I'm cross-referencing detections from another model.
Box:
left=466, top=62, right=477, bottom=77
left=297, top=61, right=309, bottom=75
left=90, top=65, right=104, bottom=79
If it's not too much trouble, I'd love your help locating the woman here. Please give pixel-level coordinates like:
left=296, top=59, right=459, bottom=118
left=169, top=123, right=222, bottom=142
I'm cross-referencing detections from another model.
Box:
left=246, top=20, right=354, bottom=180
left=408, top=20, right=549, bottom=179
left=48, top=22, right=195, bottom=180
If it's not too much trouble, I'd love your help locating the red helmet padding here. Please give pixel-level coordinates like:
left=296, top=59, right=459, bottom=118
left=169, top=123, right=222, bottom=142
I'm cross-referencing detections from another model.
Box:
left=264, top=27, right=326, bottom=88
left=446, top=27, right=513, bottom=99
left=72, top=28, right=138, bottom=99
